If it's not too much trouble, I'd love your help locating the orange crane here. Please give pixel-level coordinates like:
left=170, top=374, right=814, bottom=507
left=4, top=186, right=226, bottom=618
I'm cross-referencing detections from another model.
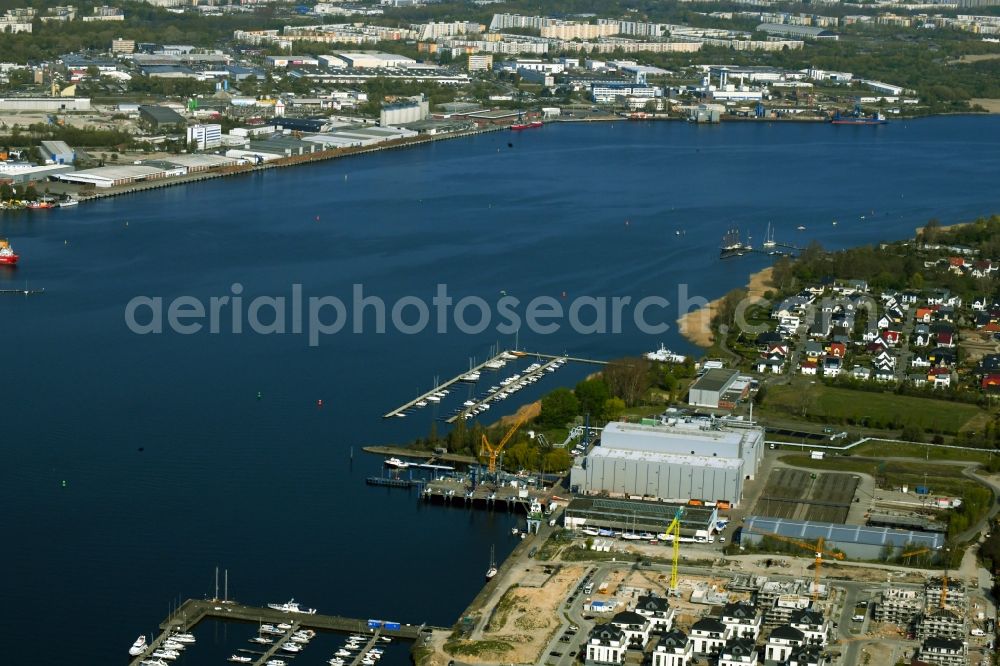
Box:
left=480, top=412, right=529, bottom=474
left=759, top=532, right=845, bottom=602
left=899, top=547, right=931, bottom=564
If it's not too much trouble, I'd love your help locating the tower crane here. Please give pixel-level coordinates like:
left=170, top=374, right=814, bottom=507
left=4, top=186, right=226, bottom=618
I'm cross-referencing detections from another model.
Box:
left=758, top=532, right=845, bottom=603
left=663, top=507, right=684, bottom=592
left=899, top=547, right=931, bottom=564
left=480, top=412, right=529, bottom=475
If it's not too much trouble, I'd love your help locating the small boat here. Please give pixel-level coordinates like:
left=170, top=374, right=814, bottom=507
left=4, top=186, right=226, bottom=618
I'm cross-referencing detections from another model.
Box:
left=384, top=457, right=409, bottom=469
left=379, top=636, right=392, bottom=643
left=393, top=412, right=406, bottom=418
left=415, top=400, right=428, bottom=407
left=151, top=649, right=179, bottom=660
left=251, top=636, right=274, bottom=645
left=277, top=622, right=292, bottom=630
left=796, top=225, right=806, bottom=231
left=426, top=395, right=441, bottom=402
left=229, top=656, right=253, bottom=663
left=511, top=527, right=519, bottom=535
left=140, top=660, right=170, bottom=666
left=486, top=545, right=498, bottom=579
left=329, top=659, right=347, bottom=666
left=461, top=371, right=480, bottom=382
left=261, top=624, right=284, bottom=635
left=130, top=635, right=148, bottom=656
left=266, top=661, right=287, bottom=666
left=59, top=199, right=79, bottom=207
left=170, top=633, right=195, bottom=643
left=335, top=649, right=352, bottom=657
left=280, top=641, right=303, bottom=653
left=268, top=598, right=317, bottom=614
left=161, top=640, right=185, bottom=651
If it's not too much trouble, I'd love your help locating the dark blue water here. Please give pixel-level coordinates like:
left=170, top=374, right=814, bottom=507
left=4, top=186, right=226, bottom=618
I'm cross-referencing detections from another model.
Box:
left=1, top=116, right=999, bottom=664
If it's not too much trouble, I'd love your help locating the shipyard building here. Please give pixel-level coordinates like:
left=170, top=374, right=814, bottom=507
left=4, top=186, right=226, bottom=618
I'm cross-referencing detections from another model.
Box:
left=742, top=516, right=945, bottom=560
left=569, top=419, right=764, bottom=506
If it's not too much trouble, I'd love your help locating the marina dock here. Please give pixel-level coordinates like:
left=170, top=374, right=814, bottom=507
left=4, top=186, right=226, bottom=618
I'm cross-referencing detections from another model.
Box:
left=0, top=287, right=44, bottom=296
left=383, top=349, right=607, bottom=421
left=348, top=631, right=381, bottom=666
left=442, top=357, right=561, bottom=424
left=421, top=477, right=553, bottom=514
left=131, top=599, right=437, bottom=666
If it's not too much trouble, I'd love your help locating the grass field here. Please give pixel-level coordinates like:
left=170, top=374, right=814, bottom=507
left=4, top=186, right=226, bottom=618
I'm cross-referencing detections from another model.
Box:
left=781, top=454, right=972, bottom=496
left=764, top=383, right=984, bottom=434
left=852, top=440, right=999, bottom=465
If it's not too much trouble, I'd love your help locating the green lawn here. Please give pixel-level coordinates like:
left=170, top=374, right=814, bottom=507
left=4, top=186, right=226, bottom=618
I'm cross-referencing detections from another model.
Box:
left=764, top=383, right=984, bottom=434
left=852, top=440, right=999, bottom=465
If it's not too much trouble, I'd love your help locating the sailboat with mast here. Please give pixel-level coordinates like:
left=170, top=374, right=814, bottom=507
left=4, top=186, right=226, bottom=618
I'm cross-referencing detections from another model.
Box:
left=762, top=222, right=776, bottom=249
left=485, top=546, right=498, bottom=580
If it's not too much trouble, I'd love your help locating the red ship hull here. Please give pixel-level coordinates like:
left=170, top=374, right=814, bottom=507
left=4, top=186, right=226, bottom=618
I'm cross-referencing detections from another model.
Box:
left=510, top=121, right=543, bottom=130
left=0, top=255, right=18, bottom=265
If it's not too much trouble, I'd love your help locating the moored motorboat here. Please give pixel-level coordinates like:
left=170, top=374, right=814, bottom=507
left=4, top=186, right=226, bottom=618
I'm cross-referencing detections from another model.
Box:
left=229, top=655, right=253, bottom=663
left=268, top=598, right=317, bottom=614
left=129, top=635, right=148, bottom=656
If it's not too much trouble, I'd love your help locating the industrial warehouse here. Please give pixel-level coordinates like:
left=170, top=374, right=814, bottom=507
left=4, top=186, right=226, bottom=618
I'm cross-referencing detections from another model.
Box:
left=563, top=497, right=720, bottom=540
left=741, top=516, right=946, bottom=560
left=568, top=418, right=764, bottom=506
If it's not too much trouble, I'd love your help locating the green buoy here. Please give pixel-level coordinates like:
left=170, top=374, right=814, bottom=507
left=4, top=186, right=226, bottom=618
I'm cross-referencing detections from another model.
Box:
left=257, top=391, right=262, bottom=400
left=61, top=480, right=66, bottom=488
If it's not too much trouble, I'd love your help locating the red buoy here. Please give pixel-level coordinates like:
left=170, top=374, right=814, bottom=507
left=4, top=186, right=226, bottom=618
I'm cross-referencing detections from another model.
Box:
left=317, top=399, right=323, bottom=407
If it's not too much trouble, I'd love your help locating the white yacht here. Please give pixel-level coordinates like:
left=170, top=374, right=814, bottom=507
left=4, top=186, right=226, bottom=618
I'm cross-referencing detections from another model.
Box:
left=486, top=545, right=498, bottom=580
left=140, top=660, right=169, bottom=666
left=415, top=400, right=428, bottom=407
left=461, top=371, right=480, bottom=382
left=645, top=344, right=686, bottom=364
left=335, top=649, right=352, bottom=657
left=280, top=642, right=303, bottom=653
left=426, top=395, right=441, bottom=402
left=328, top=659, right=346, bottom=666
left=251, top=636, right=274, bottom=645
left=384, top=457, right=410, bottom=469
left=171, top=633, right=196, bottom=643
left=379, top=636, right=392, bottom=643
left=268, top=599, right=317, bottom=614
left=151, top=649, right=179, bottom=660
left=229, top=655, right=253, bottom=663
left=277, top=623, right=293, bottom=630
left=348, top=634, right=367, bottom=641
left=294, top=629, right=316, bottom=640
left=161, top=640, right=185, bottom=651
left=261, top=625, right=284, bottom=635
left=266, top=660, right=287, bottom=666
left=129, top=635, right=148, bottom=656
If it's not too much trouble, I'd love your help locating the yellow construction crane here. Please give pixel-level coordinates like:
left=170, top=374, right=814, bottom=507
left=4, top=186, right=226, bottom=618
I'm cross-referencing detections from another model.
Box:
left=663, top=507, right=684, bottom=591
left=480, top=412, right=529, bottom=474
left=759, top=533, right=845, bottom=602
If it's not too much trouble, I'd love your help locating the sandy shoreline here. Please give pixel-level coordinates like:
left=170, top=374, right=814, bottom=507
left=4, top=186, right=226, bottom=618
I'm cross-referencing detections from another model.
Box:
left=677, top=266, right=775, bottom=348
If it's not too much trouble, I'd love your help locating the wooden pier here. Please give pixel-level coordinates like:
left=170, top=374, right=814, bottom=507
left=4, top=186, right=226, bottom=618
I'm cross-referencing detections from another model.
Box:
left=383, top=349, right=607, bottom=421
left=0, top=288, right=44, bottom=296
left=130, top=599, right=437, bottom=666
left=365, top=476, right=417, bottom=488
left=348, top=630, right=381, bottom=666
left=443, top=357, right=561, bottom=424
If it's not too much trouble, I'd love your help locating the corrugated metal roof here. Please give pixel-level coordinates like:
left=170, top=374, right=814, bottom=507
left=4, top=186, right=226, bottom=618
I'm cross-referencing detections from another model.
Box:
left=744, top=516, right=944, bottom=549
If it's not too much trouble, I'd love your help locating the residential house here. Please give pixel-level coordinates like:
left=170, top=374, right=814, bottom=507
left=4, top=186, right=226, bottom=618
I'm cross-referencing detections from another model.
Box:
left=928, top=347, right=956, bottom=367
left=717, top=637, right=756, bottom=666
left=767, top=344, right=790, bottom=358
left=756, top=358, right=785, bottom=374
left=800, top=360, right=819, bottom=376
left=915, top=307, right=935, bottom=323
left=971, top=297, right=988, bottom=311
left=823, top=356, right=842, bottom=376
left=901, top=291, right=920, bottom=306
left=928, top=367, right=951, bottom=388
left=804, top=341, right=824, bottom=358
left=918, top=636, right=967, bottom=666
left=908, top=373, right=928, bottom=387
left=850, top=365, right=871, bottom=381
left=756, top=331, right=784, bottom=349
left=610, top=610, right=651, bottom=648
left=980, top=354, right=1000, bottom=374
left=689, top=617, right=726, bottom=656
left=913, top=325, right=930, bottom=347
left=651, top=629, right=691, bottom=666
left=881, top=330, right=901, bottom=346
left=873, top=350, right=896, bottom=369
left=789, top=608, right=829, bottom=646
left=981, top=374, right=1000, bottom=392
left=634, top=595, right=676, bottom=633
left=876, top=313, right=893, bottom=330
left=765, top=625, right=805, bottom=663
left=788, top=644, right=827, bottom=666
left=720, top=603, right=761, bottom=641
left=826, top=342, right=846, bottom=358
left=971, top=259, right=994, bottom=278
left=586, top=624, right=627, bottom=665
left=911, top=354, right=930, bottom=368
left=936, top=331, right=955, bottom=348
